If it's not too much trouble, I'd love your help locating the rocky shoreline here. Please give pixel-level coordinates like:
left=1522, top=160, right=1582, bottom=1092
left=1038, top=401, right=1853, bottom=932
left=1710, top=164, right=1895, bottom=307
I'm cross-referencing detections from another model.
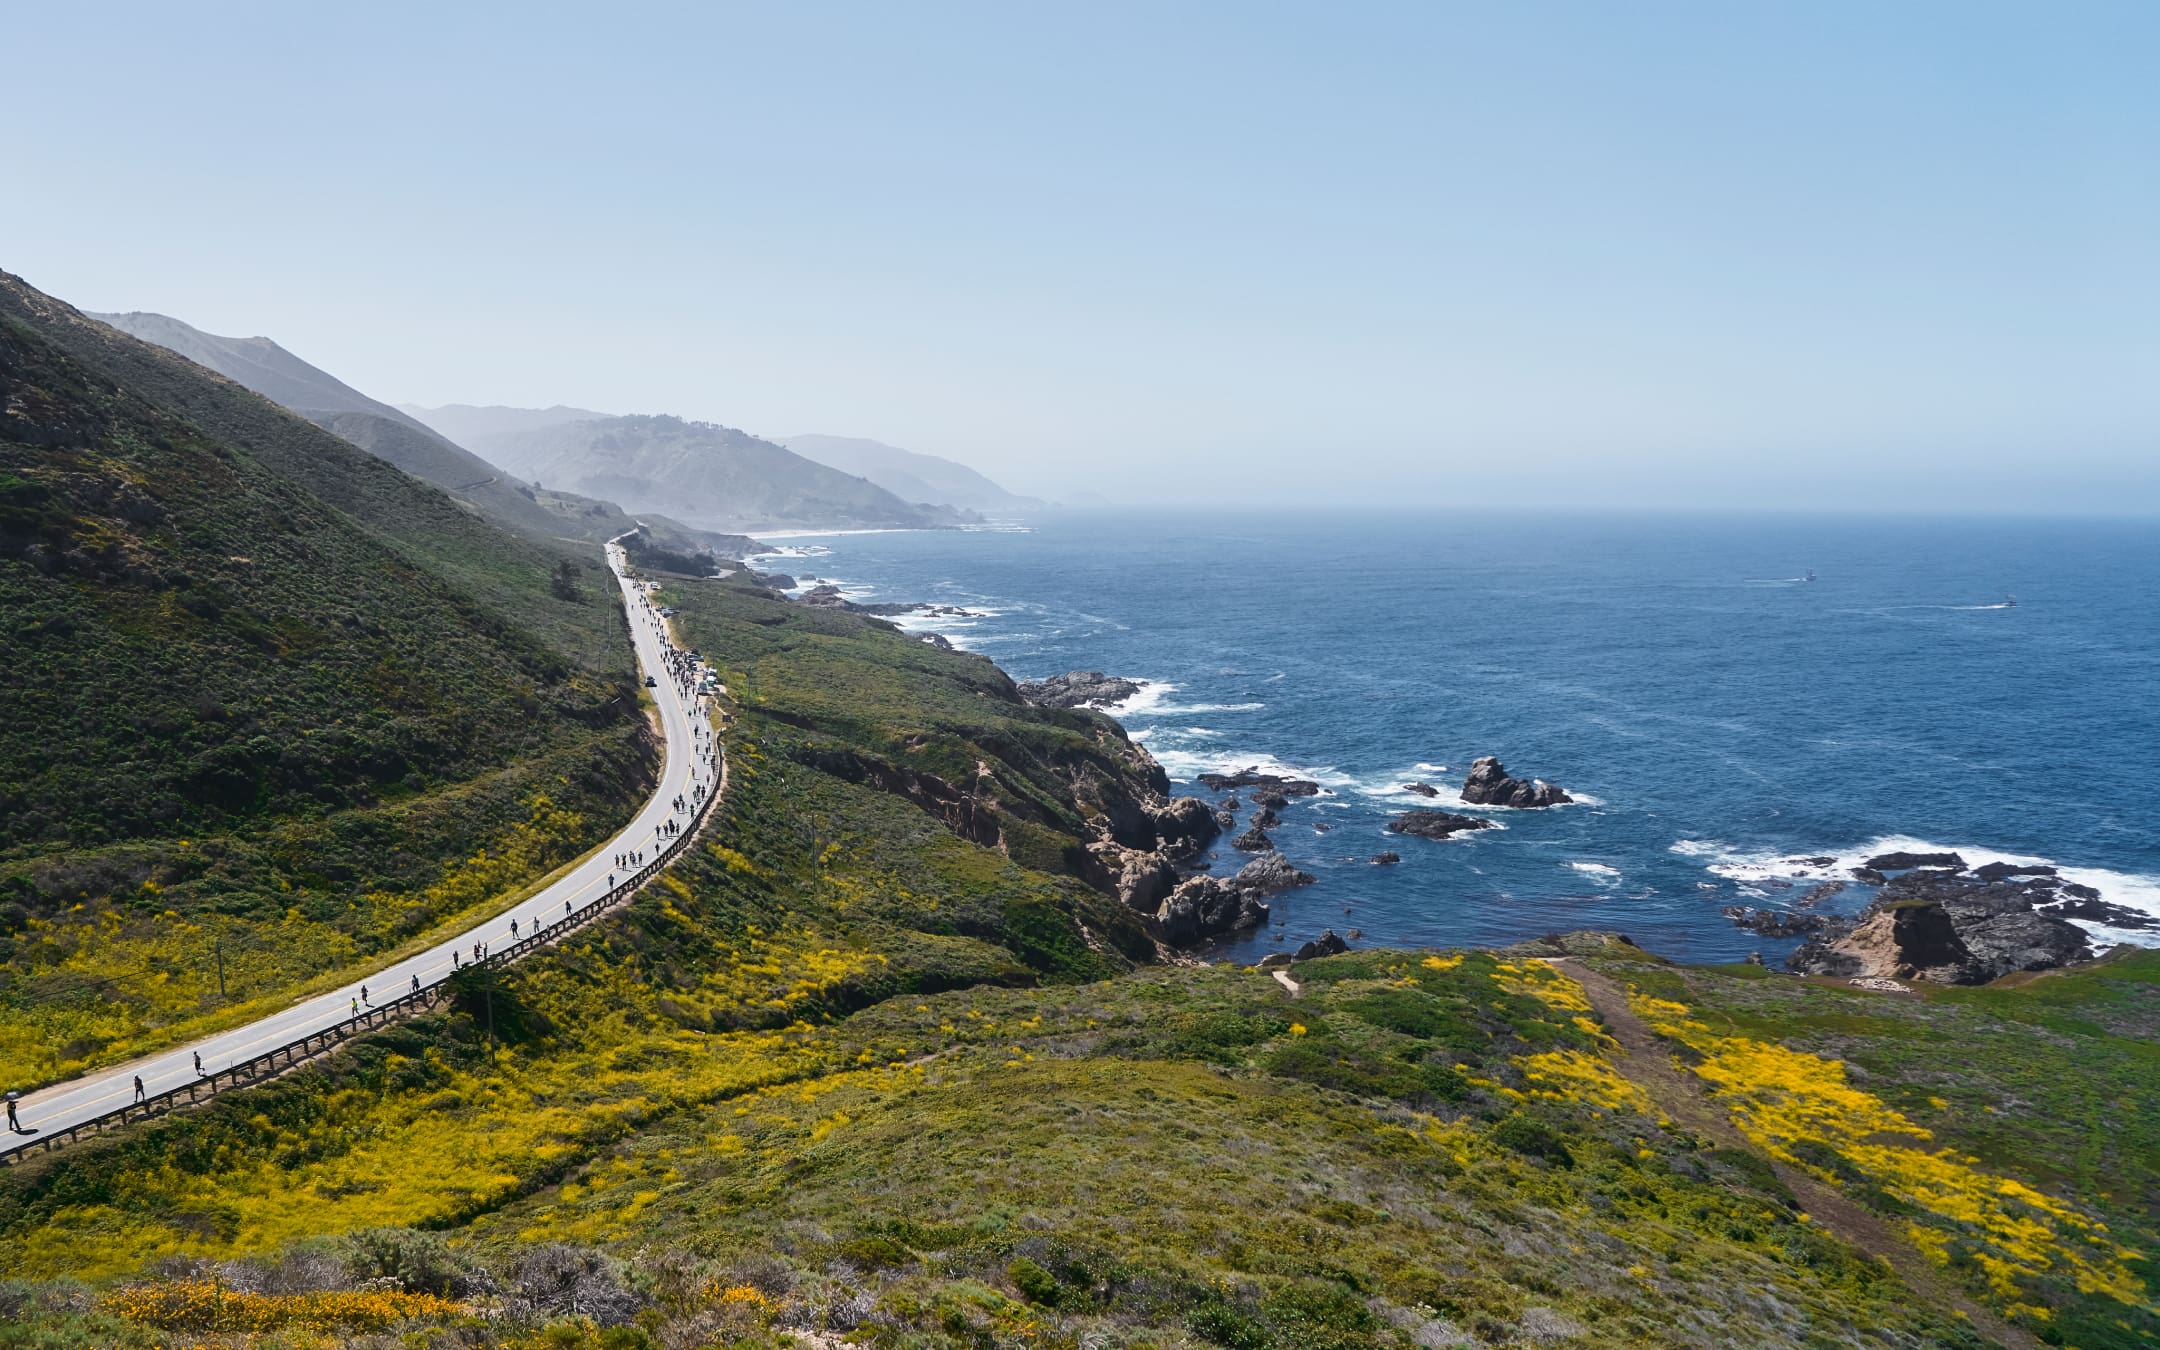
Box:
left=765, top=594, right=2150, bottom=982
left=1782, top=852, right=2154, bottom=985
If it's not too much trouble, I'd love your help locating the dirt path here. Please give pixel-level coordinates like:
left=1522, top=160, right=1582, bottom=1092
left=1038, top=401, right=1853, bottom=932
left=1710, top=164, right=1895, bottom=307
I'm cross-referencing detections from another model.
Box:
left=1552, top=958, right=2033, bottom=1350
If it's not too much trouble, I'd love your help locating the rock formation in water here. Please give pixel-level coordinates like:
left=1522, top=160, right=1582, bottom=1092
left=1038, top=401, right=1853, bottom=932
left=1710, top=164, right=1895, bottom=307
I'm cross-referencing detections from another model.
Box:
left=1385, top=810, right=1497, bottom=841
left=1458, top=756, right=1572, bottom=808
left=1786, top=863, right=2147, bottom=984
left=1015, top=670, right=1143, bottom=709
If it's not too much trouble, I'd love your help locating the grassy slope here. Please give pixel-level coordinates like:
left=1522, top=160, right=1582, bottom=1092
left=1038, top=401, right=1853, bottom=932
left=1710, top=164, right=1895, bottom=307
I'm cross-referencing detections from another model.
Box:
left=1, top=572, right=2151, bottom=1349
left=0, top=273, right=653, bottom=1087
left=1583, top=947, right=2160, bottom=1348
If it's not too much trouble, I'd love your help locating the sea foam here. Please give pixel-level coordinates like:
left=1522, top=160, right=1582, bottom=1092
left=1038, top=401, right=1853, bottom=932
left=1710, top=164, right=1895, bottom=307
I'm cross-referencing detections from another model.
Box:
left=1669, top=834, right=2160, bottom=947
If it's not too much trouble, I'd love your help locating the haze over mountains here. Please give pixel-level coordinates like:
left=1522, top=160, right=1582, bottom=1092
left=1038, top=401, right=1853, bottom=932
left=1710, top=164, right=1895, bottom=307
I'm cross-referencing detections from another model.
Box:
left=90, top=313, right=1039, bottom=538
left=394, top=403, right=611, bottom=448
left=401, top=409, right=1041, bottom=521
left=781, top=434, right=1044, bottom=514
left=403, top=410, right=972, bottom=534
left=89, top=311, right=745, bottom=557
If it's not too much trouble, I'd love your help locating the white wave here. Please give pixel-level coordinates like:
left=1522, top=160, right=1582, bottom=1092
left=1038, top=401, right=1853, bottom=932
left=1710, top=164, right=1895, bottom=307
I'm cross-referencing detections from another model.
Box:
left=1670, top=833, right=2160, bottom=947
left=1145, top=746, right=1358, bottom=795
left=1148, top=701, right=1266, bottom=715
left=1569, top=862, right=1621, bottom=877
left=1103, top=680, right=1177, bottom=716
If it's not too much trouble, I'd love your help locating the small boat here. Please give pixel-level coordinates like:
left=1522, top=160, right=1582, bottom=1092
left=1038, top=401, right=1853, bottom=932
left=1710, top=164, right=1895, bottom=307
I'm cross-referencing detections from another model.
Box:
left=2003, top=594, right=2017, bottom=608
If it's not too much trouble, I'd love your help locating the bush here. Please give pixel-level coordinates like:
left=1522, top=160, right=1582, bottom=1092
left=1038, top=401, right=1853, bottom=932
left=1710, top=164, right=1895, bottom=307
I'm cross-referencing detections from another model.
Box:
left=1007, top=1256, right=1061, bottom=1306
left=338, top=1226, right=464, bottom=1297
left=1490, top=1114, right=1574, bottom=1168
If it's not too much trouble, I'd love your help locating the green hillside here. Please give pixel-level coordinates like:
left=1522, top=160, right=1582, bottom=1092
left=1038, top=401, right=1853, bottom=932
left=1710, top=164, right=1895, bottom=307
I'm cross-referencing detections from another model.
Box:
left=0, top=272, right=654, bottom=1089
left=91, top=310, right=745, bottom=559
left=5, top=565, right=2151, bottom=1349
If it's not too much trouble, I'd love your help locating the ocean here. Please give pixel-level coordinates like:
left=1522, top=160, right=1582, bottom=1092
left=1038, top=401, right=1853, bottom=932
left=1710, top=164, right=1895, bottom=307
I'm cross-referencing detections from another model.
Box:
left=751, top=511, right=2160, bottom=964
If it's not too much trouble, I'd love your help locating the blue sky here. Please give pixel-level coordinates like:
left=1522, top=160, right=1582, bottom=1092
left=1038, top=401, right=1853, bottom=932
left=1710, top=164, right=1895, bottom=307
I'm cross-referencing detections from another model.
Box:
left=9, top=2, right=2156, bottom=508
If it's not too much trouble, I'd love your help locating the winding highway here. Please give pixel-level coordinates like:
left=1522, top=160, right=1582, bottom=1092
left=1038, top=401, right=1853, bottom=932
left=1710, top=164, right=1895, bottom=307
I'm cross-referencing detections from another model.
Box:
left=5, top=536, right=718, bottom=1144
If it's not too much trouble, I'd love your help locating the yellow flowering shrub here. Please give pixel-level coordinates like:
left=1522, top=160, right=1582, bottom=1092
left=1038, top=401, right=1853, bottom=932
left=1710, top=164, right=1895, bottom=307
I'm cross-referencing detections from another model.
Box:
left=1630, top=989, right=2143, bottom=1312
left=102, top=1278, right=458, bottom=1332
left=1490, top=960, right=1592, bottom=1013
left=1516, top=1048, right=1656, bottom=1115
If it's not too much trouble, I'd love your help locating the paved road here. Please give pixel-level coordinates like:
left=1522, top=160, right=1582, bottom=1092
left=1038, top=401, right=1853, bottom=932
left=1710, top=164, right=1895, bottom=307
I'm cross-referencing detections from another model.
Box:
left=6, top=536, right=718, bottom=1140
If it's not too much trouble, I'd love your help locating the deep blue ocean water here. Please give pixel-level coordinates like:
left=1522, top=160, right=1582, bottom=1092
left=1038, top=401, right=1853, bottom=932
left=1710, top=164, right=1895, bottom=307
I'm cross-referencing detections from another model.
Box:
left=754, top=512, right=2160, bottom=964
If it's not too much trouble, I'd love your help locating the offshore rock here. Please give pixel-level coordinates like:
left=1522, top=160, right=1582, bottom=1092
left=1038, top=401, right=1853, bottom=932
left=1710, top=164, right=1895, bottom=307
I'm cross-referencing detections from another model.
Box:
left=1293, top=928, right=1350, bottom=960
left=1198, top=769, right=1322, bottom=796
left=1863, top=850, right=1966, bottom=872
left=1386, top=810, right=1496, bottom=841
left=1232, top=852, right=1316, bottom=896
left=1459, top=756, right=1572, bottom=808
left=1401, top=781, right=1441, bottom=798
left=1370, top=851, right=1401, bottom=865
left=1233, top=825, right=1275, bottom=852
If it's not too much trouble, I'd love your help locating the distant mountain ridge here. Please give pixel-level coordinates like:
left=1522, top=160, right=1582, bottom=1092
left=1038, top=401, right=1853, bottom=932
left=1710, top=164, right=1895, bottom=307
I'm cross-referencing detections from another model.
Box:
left=782, top=433, right=1041, bottom=514
left=455, top=413, right=974, bottom=533
left=398, top=403, right=611, bottom=448
left=87, top=313, right=746, bottom=557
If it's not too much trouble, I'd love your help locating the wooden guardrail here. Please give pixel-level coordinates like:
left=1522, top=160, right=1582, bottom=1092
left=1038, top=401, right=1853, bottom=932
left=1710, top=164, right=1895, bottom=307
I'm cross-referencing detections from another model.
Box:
left=1, top=734, right=725, bottom=1165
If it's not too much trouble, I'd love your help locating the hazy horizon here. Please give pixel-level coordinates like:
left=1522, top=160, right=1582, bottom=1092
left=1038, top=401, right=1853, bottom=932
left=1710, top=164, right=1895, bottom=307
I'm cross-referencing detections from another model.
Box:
left=9, top=3, right=2156, bottom=512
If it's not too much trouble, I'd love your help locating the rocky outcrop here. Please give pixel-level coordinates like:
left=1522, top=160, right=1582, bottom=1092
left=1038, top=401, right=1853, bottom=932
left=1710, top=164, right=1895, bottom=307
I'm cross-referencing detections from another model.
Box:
left=1251, top=805, right=1281, bottom=829
left=1786, top=864, right=2131, bottom=984
left=1370, top=851, right=1401, bottom=865
left=1198, top=769, right=1321, bottom=796
left=1861, top=850, right=1965, bottom=873
left=1721, top=907, right=1830, bottom=939
left=1232, top=852, right=1315, bottom=896
left=1401, top=782, right=1440, bottom=798
left=1153, top=875, right=1269, bottom=945
left=1016, top=670, right=1142, bottom=710
left=1459, top=756, right=1572, bottom=808
left=1293, top=929, right=1349, bottom=960
left=1104, top=851, right=1180, bottom=914
left=1385, top=810, right=1496, bottom=841
left=1148, top=796, right=1221, bottom=855
left=1232, top=825, right=1274, bottom=852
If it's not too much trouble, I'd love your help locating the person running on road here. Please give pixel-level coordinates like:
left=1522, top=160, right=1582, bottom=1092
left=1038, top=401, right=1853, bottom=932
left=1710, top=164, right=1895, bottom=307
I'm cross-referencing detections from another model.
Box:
left=133, top=1076, right=145, bottom=1103
left=510, top=918, right=519, bottom=938
left=6, top=1096, right=18, bottom=1133
left=351, top=997, right=360, bottom=1016
left=411, top=974, right=420, bottom=993
left=193, top=1052, right=203, bottom=1076
left=360, top=985, right=369, bottom=1005
left=565, top=898, right=572, bottom=915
